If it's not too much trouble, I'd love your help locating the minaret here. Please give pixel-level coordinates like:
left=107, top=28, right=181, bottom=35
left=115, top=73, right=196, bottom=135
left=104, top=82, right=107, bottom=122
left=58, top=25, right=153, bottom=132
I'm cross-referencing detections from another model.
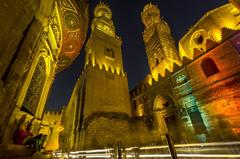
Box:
left=141, top=3, right=181, bottom=81
left=74, top=2, right=131, bottom=149
left=85, top=2, right=124, bottom=75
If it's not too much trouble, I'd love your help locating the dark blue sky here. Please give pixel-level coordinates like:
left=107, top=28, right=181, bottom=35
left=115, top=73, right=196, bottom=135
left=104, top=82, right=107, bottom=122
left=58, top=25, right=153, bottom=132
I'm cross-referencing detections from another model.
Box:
left=46, top=0, right=228, bottom=111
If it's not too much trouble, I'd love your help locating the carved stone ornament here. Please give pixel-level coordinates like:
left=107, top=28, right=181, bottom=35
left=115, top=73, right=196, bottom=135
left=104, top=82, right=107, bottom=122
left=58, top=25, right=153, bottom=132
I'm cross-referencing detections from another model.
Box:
left=22, top=57, right=46, bottom=115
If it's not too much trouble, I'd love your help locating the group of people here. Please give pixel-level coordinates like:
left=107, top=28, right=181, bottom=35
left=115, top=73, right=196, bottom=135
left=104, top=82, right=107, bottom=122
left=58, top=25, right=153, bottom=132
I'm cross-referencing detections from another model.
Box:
left=13, top=118, right=64, bottom=153
left=13, top=122, right=47, bottom=152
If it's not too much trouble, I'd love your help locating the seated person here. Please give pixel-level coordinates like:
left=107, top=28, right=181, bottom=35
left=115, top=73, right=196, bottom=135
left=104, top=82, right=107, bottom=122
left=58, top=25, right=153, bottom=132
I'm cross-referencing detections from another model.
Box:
left=13, top=122, right=47, bottom=152
left=13, top=123, right=31, bottom=145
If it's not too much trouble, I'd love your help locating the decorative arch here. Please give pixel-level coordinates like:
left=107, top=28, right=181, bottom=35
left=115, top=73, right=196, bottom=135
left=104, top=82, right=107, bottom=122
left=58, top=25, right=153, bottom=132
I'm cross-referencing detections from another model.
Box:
left=56, top=0, right=88, bottom=72
left=153, top=94, right=176, bottom=135
left=22, top=56, right=47, bottom=115
left=201, top=58, right=219, bottom=77
left=153, top=94, right=175, bottom=111
left=17, top=49, right=53, bottom=118
left=190, top=29, right=217, bottom=59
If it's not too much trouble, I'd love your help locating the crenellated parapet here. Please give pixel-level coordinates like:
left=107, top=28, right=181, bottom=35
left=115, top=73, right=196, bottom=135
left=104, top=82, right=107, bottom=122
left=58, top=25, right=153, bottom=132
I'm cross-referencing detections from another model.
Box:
left=43, top=110, right=63, bottom=125
left=179, top=3, right=240, bottom=61
left=142, top=2, right=240, bottom=81
left=45, top=110, right=62, bottom=116
left=85, top=57, right=126, bottom=77
left=62, top=2, right=132, bottom=149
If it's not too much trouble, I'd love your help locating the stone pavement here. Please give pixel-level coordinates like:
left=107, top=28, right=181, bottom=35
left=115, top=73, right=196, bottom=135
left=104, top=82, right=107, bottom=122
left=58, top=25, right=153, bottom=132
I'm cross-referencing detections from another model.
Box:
left=0, top=144, right=51, bottom=159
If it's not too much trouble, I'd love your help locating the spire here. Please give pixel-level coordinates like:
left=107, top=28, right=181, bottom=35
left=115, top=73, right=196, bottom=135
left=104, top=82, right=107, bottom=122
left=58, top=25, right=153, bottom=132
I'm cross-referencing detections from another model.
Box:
left=94, top=1, right=112, bottom=19
left=141, top=3, right=161, bottom=28
left=141, top=3, right=181, bottom=79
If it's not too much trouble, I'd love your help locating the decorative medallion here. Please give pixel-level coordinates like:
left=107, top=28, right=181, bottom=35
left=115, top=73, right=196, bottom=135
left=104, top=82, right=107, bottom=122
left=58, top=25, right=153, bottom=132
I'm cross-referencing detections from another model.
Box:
left=56, top=0, right=88, bottom=72
left=64, top=13, right=79, bottom=30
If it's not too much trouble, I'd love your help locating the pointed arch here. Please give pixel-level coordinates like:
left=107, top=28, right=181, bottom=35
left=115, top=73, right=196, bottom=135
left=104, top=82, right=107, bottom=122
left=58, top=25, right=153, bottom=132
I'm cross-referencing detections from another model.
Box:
left=190, top=29, right=217, bottom=59
left=153, top=94, right=175, bottom=111
left=201, top=58, right=219, bottom=77
left=153, top=94, right=177, bottom=136
left=16, top=49, right=53, bottom=118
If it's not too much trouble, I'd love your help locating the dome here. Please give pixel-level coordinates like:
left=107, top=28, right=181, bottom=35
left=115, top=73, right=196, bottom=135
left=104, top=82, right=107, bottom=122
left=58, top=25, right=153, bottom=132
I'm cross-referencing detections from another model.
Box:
left=94, top=2, right=112, bottom=19
left=143, top=3, right=160, bottom=15
left=141, top=3, right=160, bottom=27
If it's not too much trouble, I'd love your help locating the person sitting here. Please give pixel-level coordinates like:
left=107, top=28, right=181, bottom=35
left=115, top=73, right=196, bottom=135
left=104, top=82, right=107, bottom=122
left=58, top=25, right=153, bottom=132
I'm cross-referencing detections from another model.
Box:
left=13, top=122, right=47, bottom=152
left=13, top=123, right=31, bottom=145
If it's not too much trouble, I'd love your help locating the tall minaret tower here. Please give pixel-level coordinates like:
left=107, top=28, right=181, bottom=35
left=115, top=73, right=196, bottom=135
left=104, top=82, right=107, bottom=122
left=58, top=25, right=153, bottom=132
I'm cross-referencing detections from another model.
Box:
left=141, top=3, right=181, bottom=81
left=74, top=2, right=131, bottom=149
left=85, top=2, right=124, bottom=74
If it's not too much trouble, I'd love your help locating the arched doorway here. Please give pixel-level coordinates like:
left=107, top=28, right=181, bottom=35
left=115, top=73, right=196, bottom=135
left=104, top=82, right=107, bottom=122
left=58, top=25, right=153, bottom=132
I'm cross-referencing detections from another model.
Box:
left=17, top=49, right=53, bottom=119
left=153, top=94, right=180, bottom=141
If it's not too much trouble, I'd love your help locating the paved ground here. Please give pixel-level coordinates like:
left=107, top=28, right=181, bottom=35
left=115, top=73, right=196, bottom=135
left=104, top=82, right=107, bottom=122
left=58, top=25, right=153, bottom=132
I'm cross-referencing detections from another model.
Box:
left=0, top=144, right=51, bottom=159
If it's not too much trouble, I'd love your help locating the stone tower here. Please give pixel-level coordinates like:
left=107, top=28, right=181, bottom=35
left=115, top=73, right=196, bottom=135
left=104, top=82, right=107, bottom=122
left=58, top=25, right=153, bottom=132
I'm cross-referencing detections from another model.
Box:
left=71, top=2, right=132, bottom=149
left=141, top=3, right=181, bottom=81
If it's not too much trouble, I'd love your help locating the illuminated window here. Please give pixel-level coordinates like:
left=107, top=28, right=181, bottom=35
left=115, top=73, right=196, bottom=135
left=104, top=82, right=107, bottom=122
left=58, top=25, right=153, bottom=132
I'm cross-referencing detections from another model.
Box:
left=195, top=35, right=204, bottom=44
left=201, top=58, right=219, bottom=77
left=104, top=47, right=114, bottom=58
left=176, top=74, right=187, bottom=85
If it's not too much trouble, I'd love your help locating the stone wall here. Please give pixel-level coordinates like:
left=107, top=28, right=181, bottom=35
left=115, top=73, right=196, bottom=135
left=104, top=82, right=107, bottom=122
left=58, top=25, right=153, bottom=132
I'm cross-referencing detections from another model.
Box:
left=0, top=0, right=89, bottom=143
left=130, top=32, right=240, bottom=145
left=0, top=0, right=40, bottom=79
left=187, top=34, right=240, bottom=141
left=84, top=118, right=130, bottom=149
left=81, top=64, right=132, bottom=149
left=0, top=0, right=44, bottom=141
left=84, top=65, right=131, bottom=117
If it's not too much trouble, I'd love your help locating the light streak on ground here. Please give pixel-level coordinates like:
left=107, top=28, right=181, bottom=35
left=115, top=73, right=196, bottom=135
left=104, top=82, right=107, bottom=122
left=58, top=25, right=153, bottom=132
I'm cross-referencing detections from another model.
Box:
left=125, top=146, right=139, bottom=151
left=175, top=141, right=240, bottom=148
left=139, top=145, right=168, bottom=150
left=85, top=155, right=111, bottom=158
left=139, top=154, right=240, bottom=158
left=53, top=141, right=240, bottom=158
left=55, top=153, right=240, bottom=158
left=139, top=141, right=240, bottom=150
left=70, top=148, right=113, bottom=154
left=139, top=154, right=171, bottom=158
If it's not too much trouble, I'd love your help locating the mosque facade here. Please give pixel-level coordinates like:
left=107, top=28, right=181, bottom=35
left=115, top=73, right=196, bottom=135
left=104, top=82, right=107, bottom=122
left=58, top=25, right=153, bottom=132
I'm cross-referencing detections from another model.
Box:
left=130, top=3, right=240, bottom=144
left=60, top=2, right=240, bottom=150
left=1, top=0, right=239, bottom=151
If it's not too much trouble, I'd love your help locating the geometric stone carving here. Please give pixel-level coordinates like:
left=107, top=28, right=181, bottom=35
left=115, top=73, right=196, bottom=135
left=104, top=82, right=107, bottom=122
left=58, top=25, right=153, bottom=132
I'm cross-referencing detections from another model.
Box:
left=22, top=57, right=46, bottom=115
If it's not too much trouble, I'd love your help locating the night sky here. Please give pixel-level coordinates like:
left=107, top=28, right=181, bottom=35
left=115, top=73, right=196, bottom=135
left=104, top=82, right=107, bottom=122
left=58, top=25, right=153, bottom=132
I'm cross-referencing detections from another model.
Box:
left=46, top=0, right=228, bottom=111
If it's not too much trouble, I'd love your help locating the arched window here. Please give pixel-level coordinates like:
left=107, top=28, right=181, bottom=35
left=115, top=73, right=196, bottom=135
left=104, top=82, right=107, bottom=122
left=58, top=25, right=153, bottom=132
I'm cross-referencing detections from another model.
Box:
left=22, top=57, right=46, bottom=115
left=201, top=58, right=219, bottom=77
left=194, top=35, right=204, bottom=44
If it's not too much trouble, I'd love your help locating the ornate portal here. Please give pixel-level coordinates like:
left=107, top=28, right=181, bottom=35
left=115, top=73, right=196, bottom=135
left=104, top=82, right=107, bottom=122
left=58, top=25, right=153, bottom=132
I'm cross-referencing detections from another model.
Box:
left=22, top=57, right=46, bottom=116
